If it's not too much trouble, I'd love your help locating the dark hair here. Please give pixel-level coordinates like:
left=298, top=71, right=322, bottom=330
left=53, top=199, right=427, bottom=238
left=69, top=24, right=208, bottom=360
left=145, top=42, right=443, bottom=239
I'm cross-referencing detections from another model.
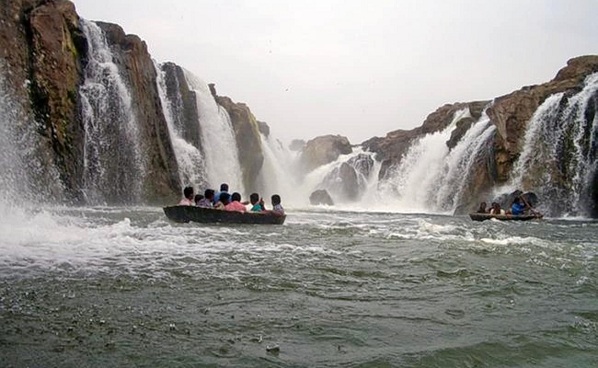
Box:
left=220, top=192, right=231, bottom=205
left=231, top=192, right=241, bottom=202
left=271, top=194, right=281, bottom=205
left=220, top=183, right=229, bottom=192
left=250, top=193, right=259, bottom=204
left=194, top=194, right=204, bottom=203
left=204, top=189, right=215, bottom=200
left=183, top=186, right=194, bottom=199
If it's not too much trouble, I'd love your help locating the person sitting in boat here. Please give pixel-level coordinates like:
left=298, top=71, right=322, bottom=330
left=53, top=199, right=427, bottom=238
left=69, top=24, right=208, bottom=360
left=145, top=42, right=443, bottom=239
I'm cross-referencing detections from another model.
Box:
left=194, top=194, right=204, bottom=206
left=213, top=183, right=229, bottom=204
left=271, top=194, right=284, bottom=216
left=510, top=197, right=527, bottom=215
left=214, top=192, right=230, bottom=209
left=178, top=186, right=194, bottom=206
left=489, top=202, right=505, bottom=215
left=476, top=201, right=488, bottom=213
left=197, top=189, right=215, bottom=208
left=225, top=192, right=247, bottom=213
left=249, top=193, right=266, bottom=212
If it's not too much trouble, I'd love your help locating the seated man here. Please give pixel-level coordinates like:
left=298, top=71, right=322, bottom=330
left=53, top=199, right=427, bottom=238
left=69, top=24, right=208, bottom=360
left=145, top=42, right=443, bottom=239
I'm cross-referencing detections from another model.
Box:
left=249, top=193, right=265, bottom=212
left=489, top=202, right=505, bottom=215
left=271, top=194, right=284, bottom=216
left=224, top=192, right=247, bottom=213
left=510, top=197, right=526, bottom=215
left=178, top=186, right=194, bottom=206
left=214, top=192, right=230, bottom=210
left=197, top=189, right=215, bottom=208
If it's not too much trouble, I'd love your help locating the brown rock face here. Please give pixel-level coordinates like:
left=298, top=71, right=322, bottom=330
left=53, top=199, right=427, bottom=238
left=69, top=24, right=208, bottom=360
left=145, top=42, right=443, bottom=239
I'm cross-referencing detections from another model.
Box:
left=487, top=55, right=598, bottom=183
left=363, top=101, right=488, bottom=180
left=212, top=87, right=264, bottom=191
left=96, top=22, right=180, bottom=203
left=161, top=62, right=202, bottom=150
left=0, top=0, right=87, bottom=201
left=300, top=135, right=352, bottom=173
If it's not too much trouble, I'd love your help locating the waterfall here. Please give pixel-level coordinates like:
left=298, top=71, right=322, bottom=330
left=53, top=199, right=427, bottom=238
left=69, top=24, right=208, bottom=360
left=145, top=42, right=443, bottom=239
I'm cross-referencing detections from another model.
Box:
left=154, top=62, right=205, bottom=189
left=78, top=19, right=145, bottom=204
left=378, top=108, right=496, bottom=213
left=0, top=60, right=62, bottom=206
left=183, top=71, right=244, bottom=193
left=509, top=73, right=598, bottom=216
left=256, top=134, right=303, bottom=205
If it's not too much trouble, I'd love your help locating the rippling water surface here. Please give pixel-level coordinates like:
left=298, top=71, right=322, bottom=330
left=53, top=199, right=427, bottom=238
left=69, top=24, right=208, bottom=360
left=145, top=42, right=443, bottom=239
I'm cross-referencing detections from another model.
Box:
left=0, top=207, right=596, bottom=367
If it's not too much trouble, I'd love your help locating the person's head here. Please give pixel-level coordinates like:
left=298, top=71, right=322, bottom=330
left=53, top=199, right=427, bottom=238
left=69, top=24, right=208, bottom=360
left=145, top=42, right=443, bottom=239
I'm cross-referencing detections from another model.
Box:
left=194, top=194, right=204, bottom=204
left=219, top=183, right=229, bottom=192
left=220, top=192, right=231, bottom=205
left=231, top=192, right=241, bottom=202
left=250, top=193, right=259, bottom=204
left=271, top=194, right=281, bottom=206
left=183, top=186, right=194, bottom=199
left=204, top=189, right=215, bottom=200
left=493, top=202, right=500, bottom=209
left=478, top=201, right=486, bottom=209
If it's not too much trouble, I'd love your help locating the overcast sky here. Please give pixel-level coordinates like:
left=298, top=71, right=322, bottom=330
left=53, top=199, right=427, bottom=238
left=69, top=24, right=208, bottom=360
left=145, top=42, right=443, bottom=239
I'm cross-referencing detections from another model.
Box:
left=71, top=0, right=597, bottom=144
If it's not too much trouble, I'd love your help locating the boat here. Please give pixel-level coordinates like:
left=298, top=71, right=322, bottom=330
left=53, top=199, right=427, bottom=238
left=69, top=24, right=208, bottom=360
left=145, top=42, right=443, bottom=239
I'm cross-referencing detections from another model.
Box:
left=469, top=212, right=543, bottom=222
left=163, top=205, right=286, bottom=225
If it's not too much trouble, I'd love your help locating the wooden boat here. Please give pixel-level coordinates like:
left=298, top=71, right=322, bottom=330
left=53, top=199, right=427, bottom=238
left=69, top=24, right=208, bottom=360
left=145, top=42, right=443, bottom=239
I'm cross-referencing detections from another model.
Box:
left=163, top=205, right=286, bottom=225
left=469, top=212, right=543, bottom=222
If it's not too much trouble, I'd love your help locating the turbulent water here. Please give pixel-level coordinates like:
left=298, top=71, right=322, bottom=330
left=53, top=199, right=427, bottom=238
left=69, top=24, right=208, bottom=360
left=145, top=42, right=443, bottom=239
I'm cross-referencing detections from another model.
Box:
left=1, top=207, right=596, bottom=367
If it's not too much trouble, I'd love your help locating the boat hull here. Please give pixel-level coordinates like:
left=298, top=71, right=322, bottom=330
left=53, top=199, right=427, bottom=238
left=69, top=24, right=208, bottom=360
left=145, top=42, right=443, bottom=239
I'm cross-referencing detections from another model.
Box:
left=469, top=213, right=543, bottom=222
left=163, top=205, right=286, bottom=225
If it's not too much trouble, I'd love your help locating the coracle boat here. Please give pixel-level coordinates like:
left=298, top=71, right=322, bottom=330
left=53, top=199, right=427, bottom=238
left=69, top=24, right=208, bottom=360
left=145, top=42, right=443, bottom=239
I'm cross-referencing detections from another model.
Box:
left=469, top=213, right=543, bottom=222
left=163, top=205, right=286, bottom=225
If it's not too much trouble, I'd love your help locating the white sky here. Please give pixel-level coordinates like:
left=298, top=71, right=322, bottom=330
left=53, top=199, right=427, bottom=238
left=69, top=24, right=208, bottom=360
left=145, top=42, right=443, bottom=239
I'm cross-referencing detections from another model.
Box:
left=71, top=0, right=598, bottom=144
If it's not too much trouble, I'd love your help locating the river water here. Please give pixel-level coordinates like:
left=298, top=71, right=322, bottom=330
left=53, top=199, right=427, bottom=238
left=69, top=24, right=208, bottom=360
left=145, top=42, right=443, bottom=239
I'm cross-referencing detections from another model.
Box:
left=0, top=206, right=596, bottom=367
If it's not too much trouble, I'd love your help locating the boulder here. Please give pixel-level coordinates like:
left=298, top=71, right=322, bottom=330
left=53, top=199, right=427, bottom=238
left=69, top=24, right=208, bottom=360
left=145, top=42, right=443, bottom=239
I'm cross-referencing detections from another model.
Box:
left=322, top=162, right=360, bottom=201
left=309, top=189, right=334, bottom=206
left=300, top=135, right=352, bottom=173
left=347, top=153, right=374, bottom=180
left=289, top=139, right=305, bottom=151
left=257, top=121, right=270, bottom=137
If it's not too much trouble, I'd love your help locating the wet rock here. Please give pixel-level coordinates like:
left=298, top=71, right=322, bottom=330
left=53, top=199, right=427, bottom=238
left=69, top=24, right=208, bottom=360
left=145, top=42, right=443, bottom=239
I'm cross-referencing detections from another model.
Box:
left=300, top=135, right=352, bottom=173
left=310, top=189, right=334, bottom=206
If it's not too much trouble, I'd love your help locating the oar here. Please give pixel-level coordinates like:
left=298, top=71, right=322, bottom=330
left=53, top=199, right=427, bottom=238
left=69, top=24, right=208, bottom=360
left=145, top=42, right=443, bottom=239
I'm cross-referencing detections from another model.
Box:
left=520, top=195, right=539, bottom=216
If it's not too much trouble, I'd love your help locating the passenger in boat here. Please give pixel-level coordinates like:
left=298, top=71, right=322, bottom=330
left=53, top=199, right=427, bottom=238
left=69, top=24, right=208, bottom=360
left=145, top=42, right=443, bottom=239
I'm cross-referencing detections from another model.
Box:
left=197, top=189, right=215, bottom=208
left=214, top=192, right=230, bottom=210
left=249, top=193, right=266, bottom=212
left=225, top=192, right=247, bottom=213
left=271, top=194, right=284, bottom=216
left=213, top=183, right=229, bottom=204
left=476, top=202, right=488, bottom=213
left=489, top=202, right=506, bottom=215
left=194, top=194, right=204, bottom=206
left=178, top=186, right=194, bottom=206
left=510, top=197, right=527, bottom=215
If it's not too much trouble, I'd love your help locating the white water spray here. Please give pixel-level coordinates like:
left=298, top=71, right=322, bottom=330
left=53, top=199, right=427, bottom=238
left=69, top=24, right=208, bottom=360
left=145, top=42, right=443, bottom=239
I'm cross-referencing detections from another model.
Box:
left=183, top=72, right=244, bottom=193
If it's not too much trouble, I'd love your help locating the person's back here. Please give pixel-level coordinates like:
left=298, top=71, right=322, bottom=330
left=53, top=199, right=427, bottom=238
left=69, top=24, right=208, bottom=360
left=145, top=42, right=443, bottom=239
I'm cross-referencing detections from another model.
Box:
left=179, top=186, right=194, bottom=206
left=198, top=189, right=215, bottom=208
left=511, top=198, right=525, bottom=215
left=213, top=183, right=229, bottom=204
left=490, top=202, right=505, bottom=215
left=214, top=192, right=230, bottom=210
left=225, top=192, right=247, bottom=213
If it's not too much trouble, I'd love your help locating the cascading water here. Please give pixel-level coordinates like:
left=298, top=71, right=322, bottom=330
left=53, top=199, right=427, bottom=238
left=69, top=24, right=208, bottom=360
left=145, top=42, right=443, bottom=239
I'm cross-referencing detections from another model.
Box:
left=378, top=108, right=496, bottom=213
left=183, top=71, right=244, bottom=193
left=154, top=62, right=206, bottom=189
left=0, top=60, right=62, bottom=206
left=256, top=134, right=303, bottom=205
left=508, top=73, right=598, bottom=217
left=78, top=19, right=145, bottom=205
